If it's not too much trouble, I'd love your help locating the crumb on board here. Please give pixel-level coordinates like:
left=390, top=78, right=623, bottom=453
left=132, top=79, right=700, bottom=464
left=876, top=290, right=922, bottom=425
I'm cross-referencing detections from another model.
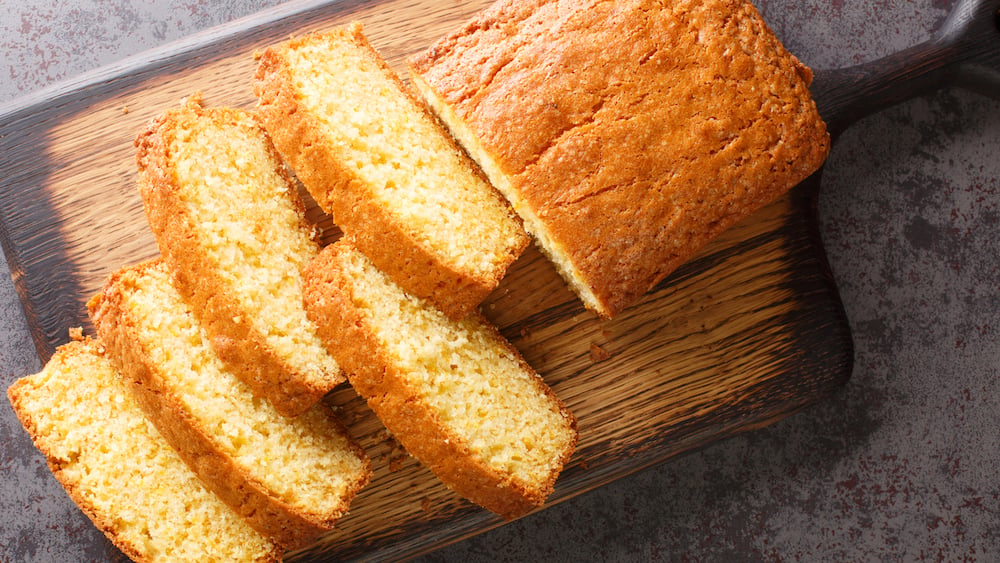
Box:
left=589, top=343, right=611, bottom=363
left=388, top=453, right=407, bottom=472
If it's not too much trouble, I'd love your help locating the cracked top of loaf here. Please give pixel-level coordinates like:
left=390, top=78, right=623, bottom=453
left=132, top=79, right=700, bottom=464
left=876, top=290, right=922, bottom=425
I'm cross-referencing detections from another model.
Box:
left=410, top=0, right=829, bottom=318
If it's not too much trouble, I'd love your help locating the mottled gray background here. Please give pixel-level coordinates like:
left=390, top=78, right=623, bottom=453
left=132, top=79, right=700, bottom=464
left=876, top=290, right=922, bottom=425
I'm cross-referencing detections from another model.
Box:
left=2, top=0, right=998, bottom=561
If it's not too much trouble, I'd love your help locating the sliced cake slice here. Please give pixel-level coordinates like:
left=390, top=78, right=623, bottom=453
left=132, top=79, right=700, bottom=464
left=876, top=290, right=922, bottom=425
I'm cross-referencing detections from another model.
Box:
left=7, top=338, right=283, bottom=562
left=135, top=98, right=342, bottom=417
left=88, top=260, right=372, bottom=550
left=303, top=240, right=578, bottom=520
left=253, top=24, right=530, bottom=319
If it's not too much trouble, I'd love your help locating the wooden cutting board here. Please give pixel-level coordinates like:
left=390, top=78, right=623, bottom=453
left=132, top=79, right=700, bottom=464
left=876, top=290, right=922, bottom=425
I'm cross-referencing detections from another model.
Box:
left=0, top=0, right=862, bottom=560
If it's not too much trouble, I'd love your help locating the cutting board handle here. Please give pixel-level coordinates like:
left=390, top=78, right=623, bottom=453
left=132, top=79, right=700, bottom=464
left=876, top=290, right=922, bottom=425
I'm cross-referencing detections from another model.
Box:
left=811, top=0, right=1000, bottom=139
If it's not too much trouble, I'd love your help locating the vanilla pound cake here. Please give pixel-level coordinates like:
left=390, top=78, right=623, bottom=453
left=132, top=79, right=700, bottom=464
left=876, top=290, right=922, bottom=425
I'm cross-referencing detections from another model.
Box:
left=135, top=98, right=342, bottom=417
left=253, top=24, right=530, bottom=319
left=7, top=339, right=283, bottom=562
left=88, top=260, right=372, bottom=549
left=409, top=0, right=830, bottom=318
left=303, top=241, right=577, bottom=520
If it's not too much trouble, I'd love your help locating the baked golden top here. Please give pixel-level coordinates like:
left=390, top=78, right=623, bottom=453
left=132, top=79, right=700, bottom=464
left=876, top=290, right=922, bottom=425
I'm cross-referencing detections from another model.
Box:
left=410, top=0, right=830, bottom=317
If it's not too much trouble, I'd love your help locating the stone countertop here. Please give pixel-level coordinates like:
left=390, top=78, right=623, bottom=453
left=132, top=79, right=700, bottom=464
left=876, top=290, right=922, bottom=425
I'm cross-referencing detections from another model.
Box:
left=2, top=0, right=998, bottom=561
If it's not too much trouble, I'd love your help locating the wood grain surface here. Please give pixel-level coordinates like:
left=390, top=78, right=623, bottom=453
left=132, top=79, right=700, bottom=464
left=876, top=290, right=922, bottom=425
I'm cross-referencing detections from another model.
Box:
left=0, top=0, right=853, bottom=560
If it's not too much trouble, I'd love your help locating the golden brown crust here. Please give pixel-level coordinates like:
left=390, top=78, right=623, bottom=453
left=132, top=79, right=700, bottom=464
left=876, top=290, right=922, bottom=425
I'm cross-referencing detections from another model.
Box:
left=253, top=24, right=528, bottom=319
left=134, top=100, right=341, bottom=417
left=303, top=242, right=576, bottom=520
left=7, top=340, right=283, bottom=563
left=409, top=0, right=830, bottom=318
left=87, top=260, right=369, bottom=550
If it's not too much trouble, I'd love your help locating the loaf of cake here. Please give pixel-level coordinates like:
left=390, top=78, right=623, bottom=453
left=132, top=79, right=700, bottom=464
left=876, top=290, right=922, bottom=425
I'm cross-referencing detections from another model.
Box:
left=303, top=240, right=578, bottom=520
left=135, top=98, right=342, bottom=417
left=88, top=260, right=372, bottom=549
left=7, top=339, right=283, bottom=562
left=253, top=24, right=530, bottom=319
left=409, top=0, right=831, bottom=318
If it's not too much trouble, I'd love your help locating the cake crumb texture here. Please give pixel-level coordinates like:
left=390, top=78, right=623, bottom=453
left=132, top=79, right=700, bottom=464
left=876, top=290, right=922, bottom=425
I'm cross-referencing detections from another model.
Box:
left=254, top=24, right=530, bottom=319
left=135, top=99, right=343, bottom=417
left=304, top=241, right=577, bottom=520
left=409, top=0, right=830, bottom=317
left=6, top=339, right=283, bottom=563
left=88, top=260, right=372, bottom=549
